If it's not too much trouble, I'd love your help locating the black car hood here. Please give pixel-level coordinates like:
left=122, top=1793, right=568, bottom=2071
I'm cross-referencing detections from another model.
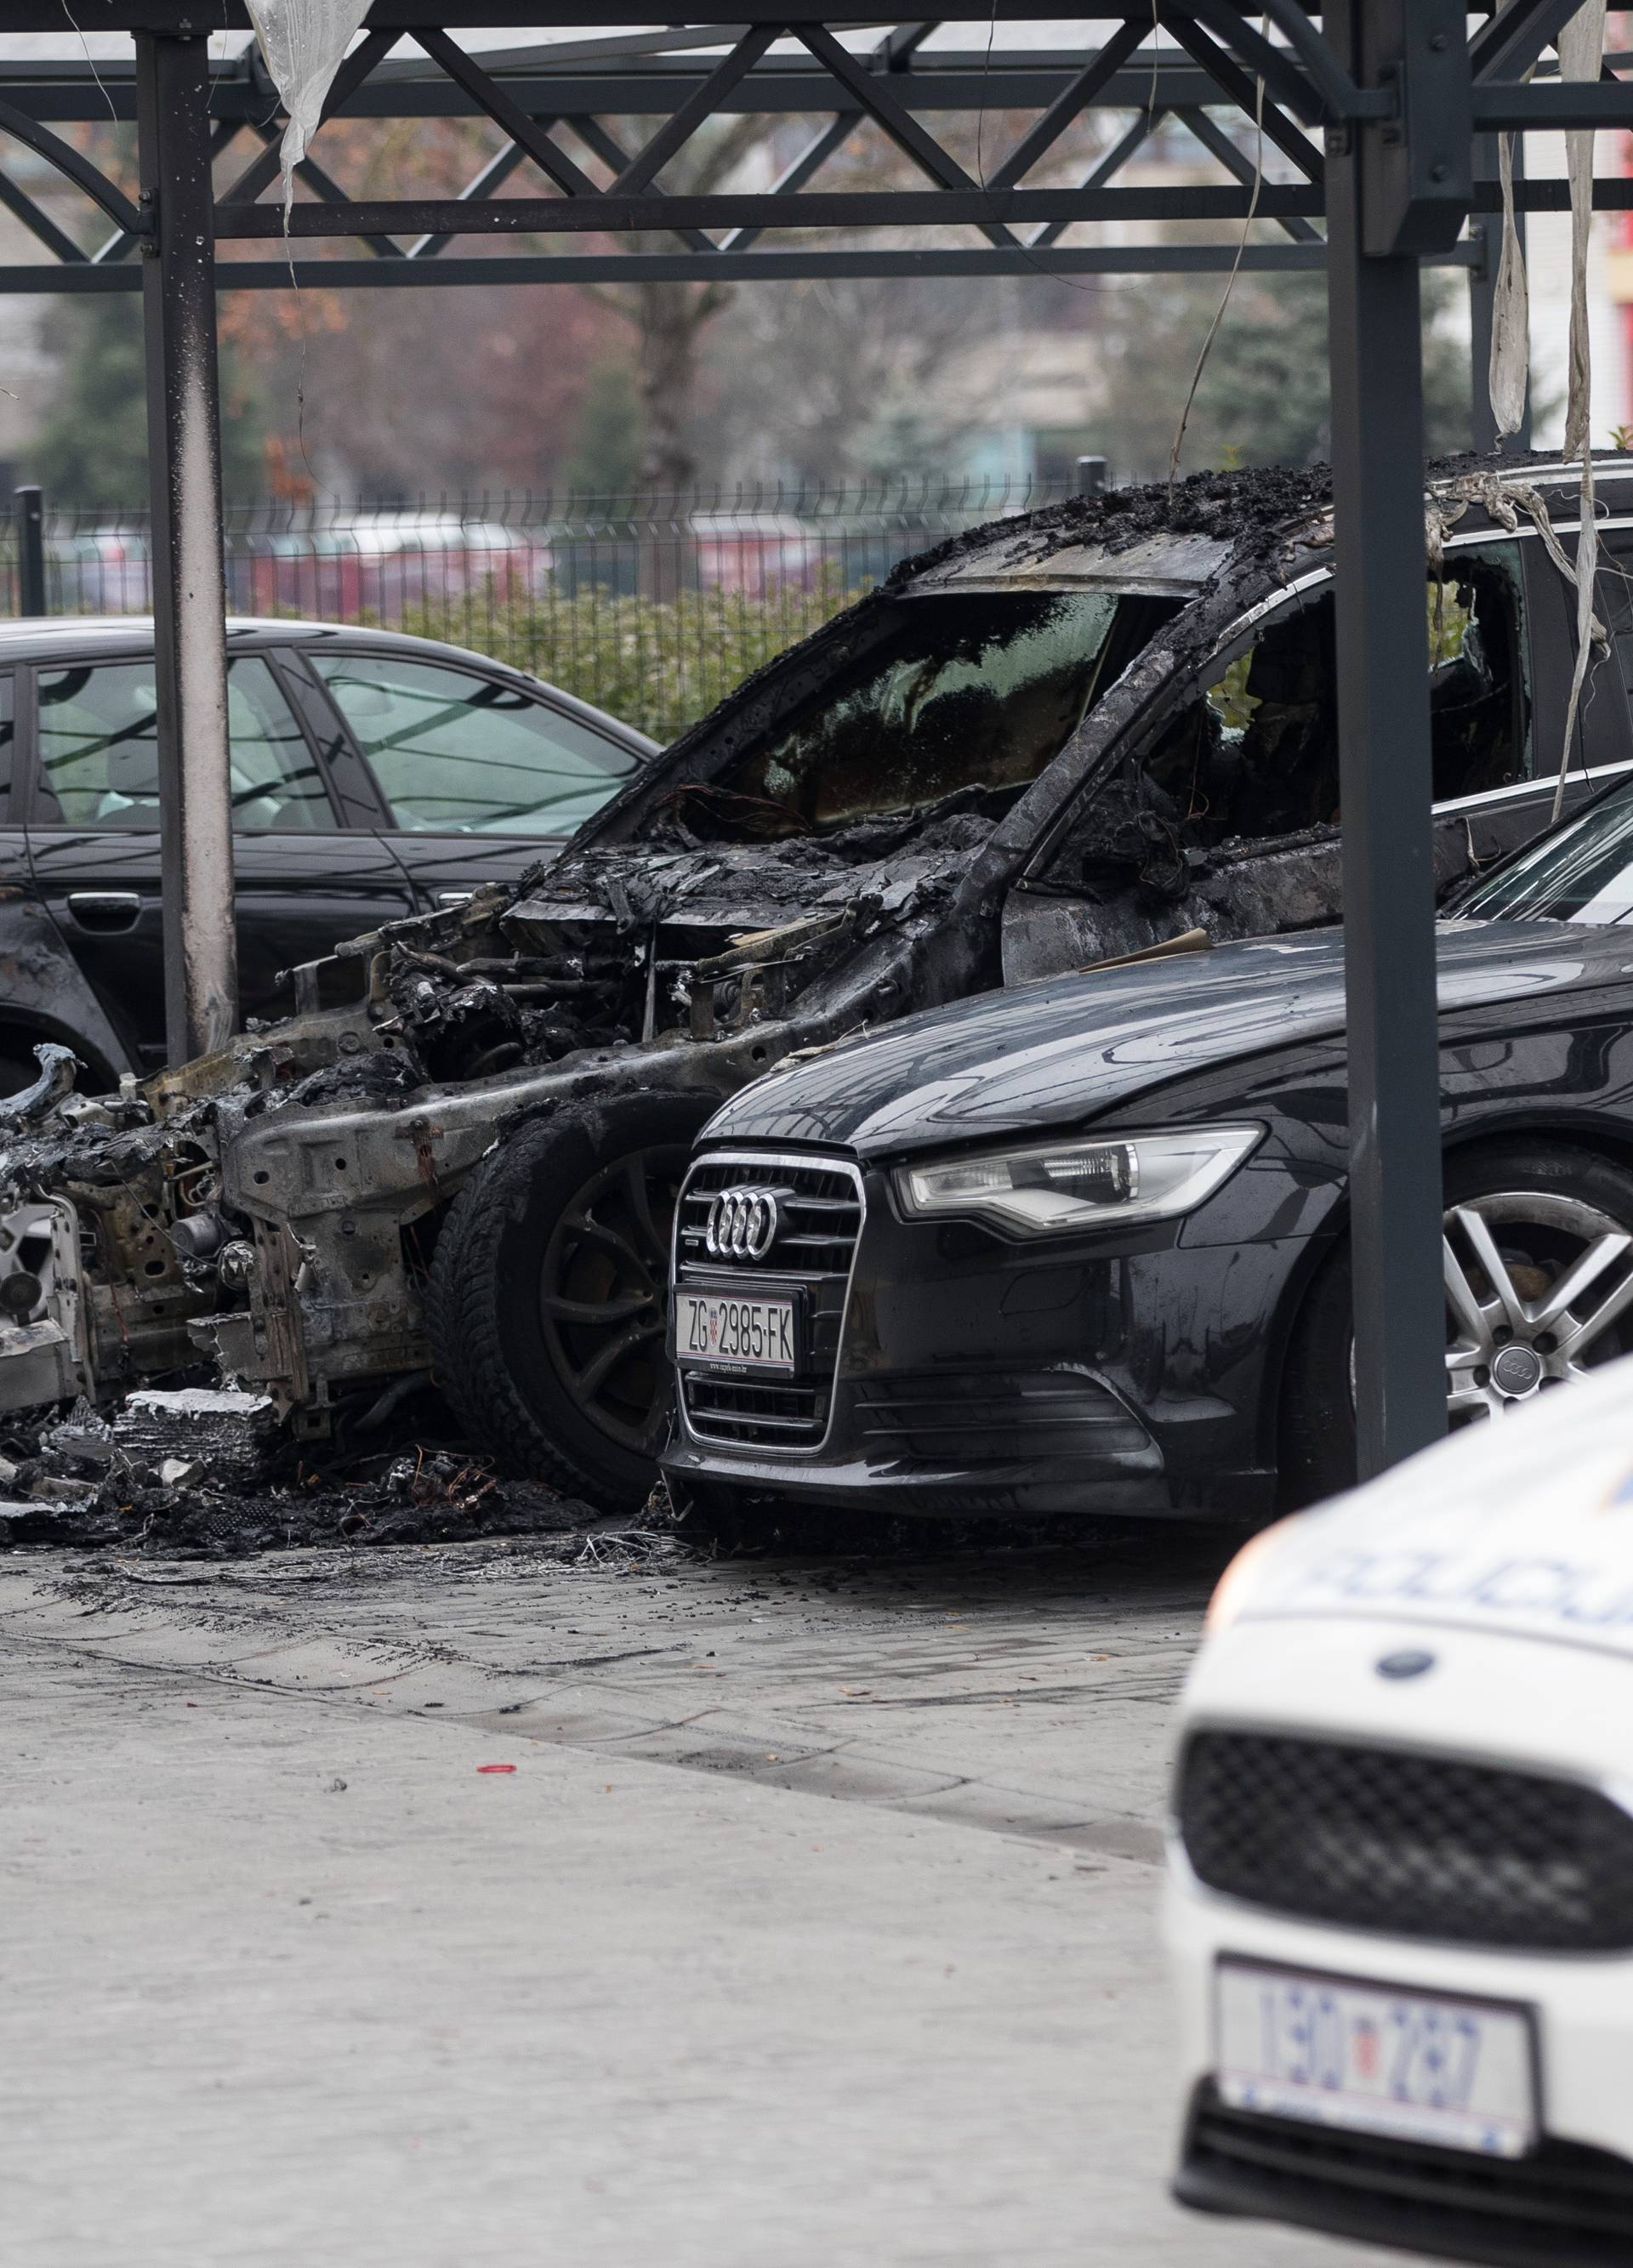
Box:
left=707, top=921, right=1632, bottom=1156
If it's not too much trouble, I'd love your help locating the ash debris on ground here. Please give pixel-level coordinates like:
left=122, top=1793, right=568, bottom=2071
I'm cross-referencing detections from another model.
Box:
left=0, top=1385, right=605, bottom=1560
left=0, top=1377, right=1225, bottom=1572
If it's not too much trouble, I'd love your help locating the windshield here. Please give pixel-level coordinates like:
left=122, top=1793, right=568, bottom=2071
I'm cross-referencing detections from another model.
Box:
left=1459, top=777, right=1633, bottom=924
left=659, top=589, right=1179, bottom=841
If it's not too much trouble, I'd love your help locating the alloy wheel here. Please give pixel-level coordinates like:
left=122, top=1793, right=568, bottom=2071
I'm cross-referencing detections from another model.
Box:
left=1442, top=1190, right=1633, bottom=1424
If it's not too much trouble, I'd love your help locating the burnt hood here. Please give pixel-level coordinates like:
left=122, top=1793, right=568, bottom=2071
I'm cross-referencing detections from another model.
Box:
left=704, top=921, right=1630, bottom=1157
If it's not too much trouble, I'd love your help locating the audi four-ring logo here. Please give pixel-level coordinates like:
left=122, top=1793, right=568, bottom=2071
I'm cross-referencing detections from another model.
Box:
left=705, top=1185, right=784, bottom=1260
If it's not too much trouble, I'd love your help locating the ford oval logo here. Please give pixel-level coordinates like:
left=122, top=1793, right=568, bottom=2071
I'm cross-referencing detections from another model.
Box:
left=704, top=1185, right=784, bottom=1262
left=1375, top=1649, right=1437, bottom=1681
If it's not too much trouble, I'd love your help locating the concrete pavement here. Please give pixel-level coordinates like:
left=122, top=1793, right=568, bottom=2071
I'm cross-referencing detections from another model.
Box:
left=3, top=1527, right=1375, bottom=2268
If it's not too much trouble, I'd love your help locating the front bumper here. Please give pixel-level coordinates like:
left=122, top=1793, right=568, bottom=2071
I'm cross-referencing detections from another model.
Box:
left=1166, top=1614, right=1633, bottom=2264
left=663, top=1154, right=1300, bottom=1521
left=1166, top=1874, right=1633, bottom=2266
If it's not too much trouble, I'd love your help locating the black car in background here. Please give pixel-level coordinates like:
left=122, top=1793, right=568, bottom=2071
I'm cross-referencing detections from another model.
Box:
left=663, top=773, right=1633, bottom=1526
left=0, top=617, right=653, bottom=1086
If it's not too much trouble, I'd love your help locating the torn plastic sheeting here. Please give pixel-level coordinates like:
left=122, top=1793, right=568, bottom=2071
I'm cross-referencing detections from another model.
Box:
left=246, top=0, right=374, bottom=213
left=1488, top=130, right=1529, bottom=440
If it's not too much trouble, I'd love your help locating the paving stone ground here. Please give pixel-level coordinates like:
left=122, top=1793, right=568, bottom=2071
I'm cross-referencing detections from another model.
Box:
left=2, top=1524, right=1374, bottom=2268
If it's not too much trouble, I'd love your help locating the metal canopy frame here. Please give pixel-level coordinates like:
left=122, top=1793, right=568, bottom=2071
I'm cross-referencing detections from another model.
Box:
left=0, top=7, right=1623, bottom=289
left=1, top=0, right=1630, bottom=1479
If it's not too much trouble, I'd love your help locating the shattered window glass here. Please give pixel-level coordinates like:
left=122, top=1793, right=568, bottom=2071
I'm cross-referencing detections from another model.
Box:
left=697, top=590, right=1177, bottom=838
left=1136, top=544, right=1529, bottom=846
left=36, top=657, right=335, bottom=831
left=1428, top=543, right=1532, bottom=799
left=314, top=653, right=640, bottom=834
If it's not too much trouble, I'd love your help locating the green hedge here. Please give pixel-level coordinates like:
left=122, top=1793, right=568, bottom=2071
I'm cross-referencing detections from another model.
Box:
left=399, top=566, right=860, bottom=745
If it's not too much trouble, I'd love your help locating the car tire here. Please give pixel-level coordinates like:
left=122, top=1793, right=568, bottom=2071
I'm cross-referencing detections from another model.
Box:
left=427, top=1089, right=719, bottom=1511
left=1279, top=1140, right=1633, bottom=1509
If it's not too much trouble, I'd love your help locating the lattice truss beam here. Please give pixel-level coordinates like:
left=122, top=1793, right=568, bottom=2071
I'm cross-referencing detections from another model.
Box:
left=0, top=2, right=1631, bottom=288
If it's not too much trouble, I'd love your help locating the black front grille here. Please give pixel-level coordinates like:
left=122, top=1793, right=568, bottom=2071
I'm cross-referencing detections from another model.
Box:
left=680, top=1372, right=827, bottom=1447
left=854, top=1369, right=1151, bottom=1467
left=676, top=1152, right=862, bottom=1449
left=1181, top=2087, right=1633, bottom=2268
left=677, top=1158, right=861, bottom=1276
left=1178, top=1730, right=1633, bottom=1951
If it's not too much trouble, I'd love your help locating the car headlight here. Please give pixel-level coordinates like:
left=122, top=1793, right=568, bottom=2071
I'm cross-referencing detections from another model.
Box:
left=1204, top=1515, right=1300, bottom=1634
left=893, top=1124, right=1262, bottom=1240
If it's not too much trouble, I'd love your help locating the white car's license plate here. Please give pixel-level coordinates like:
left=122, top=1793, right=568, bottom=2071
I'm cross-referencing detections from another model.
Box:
left=675, top=1288, right=798, bottom=1374
left=1215, top=1958, right=1537, bottom=2158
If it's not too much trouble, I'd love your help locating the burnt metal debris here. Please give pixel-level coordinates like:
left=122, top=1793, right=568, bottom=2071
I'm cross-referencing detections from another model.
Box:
left=0, top=457, right=1618, bottom=1515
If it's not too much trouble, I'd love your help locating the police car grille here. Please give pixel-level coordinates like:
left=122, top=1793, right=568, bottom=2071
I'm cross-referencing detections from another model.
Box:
left=677, top=1159, right=861, bottom=1277
left=1177, top=1731, right=1633, bottom=1950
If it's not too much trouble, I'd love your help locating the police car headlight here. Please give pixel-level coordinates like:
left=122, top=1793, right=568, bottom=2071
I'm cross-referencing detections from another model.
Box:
left=893, top=1125, right=1262, bottom=1240
left=1204, top=1516, right=1300, bottom=1635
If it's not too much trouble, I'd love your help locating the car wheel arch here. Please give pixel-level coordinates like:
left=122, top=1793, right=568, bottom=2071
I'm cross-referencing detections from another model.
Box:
left=1266, top=1117, right=1633, bottom=1496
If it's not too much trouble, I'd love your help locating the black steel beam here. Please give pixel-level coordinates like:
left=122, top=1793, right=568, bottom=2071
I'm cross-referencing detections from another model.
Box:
left=407, top=137, right=531, bottom=259
left=2, top=242, right=1460, bottom=293
left=136, top=31, right=237, bottom=1064
left=1472, top=82, right=1633, bottom=128
left=213, top=185, right=1339, bottom=236
left=190, top=173, right=1633, bottom=249
left=1156, top=13, right=1327, bottom=180
left=608, top=23, right=781, bottom=191
left=718, top=113, right=856, bottom=252
left=1471, top=0, right=1588, bottom=82
left=0, top=63, right=1236, bottom=123
left=1324, top=0, right=1448, bottom=1476
left=1030, top=111, right=1162, bottom=248
left=984, top=18, right=1149, bottom=188
left=409, top=30, right=601, bottom=197
left=0, top=3, right=1175, bottom=24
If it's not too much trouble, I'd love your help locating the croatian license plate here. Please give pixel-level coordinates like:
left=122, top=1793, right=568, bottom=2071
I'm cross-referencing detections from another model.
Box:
left=1215, top=1958, right=1537, bottom=2158
left=675, top=1288, right=798, bottom=1374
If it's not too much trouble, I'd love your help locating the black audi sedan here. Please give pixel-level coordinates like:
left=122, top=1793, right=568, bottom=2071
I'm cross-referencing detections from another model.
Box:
left=663, top=776, right=1633, bottom=1524
left=0, top=616, right=652, bottom=1087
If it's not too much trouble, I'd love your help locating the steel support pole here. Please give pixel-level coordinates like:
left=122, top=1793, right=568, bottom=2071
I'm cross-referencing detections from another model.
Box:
left=14, top=485, right=43, bottom=615
left=1324, top=16, right=1449, bottom=1477
left=135, top=31, right=236, bottom=1064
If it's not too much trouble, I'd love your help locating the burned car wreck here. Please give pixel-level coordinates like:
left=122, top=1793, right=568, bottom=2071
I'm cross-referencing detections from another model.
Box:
left=0, top=454, right=1624, bottom=1510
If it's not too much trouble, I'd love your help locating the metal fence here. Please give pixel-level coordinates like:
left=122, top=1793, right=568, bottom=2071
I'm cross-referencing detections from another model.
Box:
left=0, top=475, right=1077, bottom=741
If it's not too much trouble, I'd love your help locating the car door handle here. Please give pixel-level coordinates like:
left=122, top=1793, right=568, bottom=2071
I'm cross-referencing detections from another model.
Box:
left=66, top=891, right=141, bottom=931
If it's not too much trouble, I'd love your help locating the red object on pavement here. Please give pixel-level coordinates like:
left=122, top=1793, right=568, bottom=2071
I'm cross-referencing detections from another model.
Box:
left=477, top=1763, right=517, bottom=1774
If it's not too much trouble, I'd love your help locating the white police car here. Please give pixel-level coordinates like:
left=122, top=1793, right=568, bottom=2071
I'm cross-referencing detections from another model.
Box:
left=1167, top=1354, right=1633, bottom=2265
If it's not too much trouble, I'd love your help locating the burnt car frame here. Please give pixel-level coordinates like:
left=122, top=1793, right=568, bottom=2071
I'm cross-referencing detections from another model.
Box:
left=3, top=456, right=1630, bottom=1509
